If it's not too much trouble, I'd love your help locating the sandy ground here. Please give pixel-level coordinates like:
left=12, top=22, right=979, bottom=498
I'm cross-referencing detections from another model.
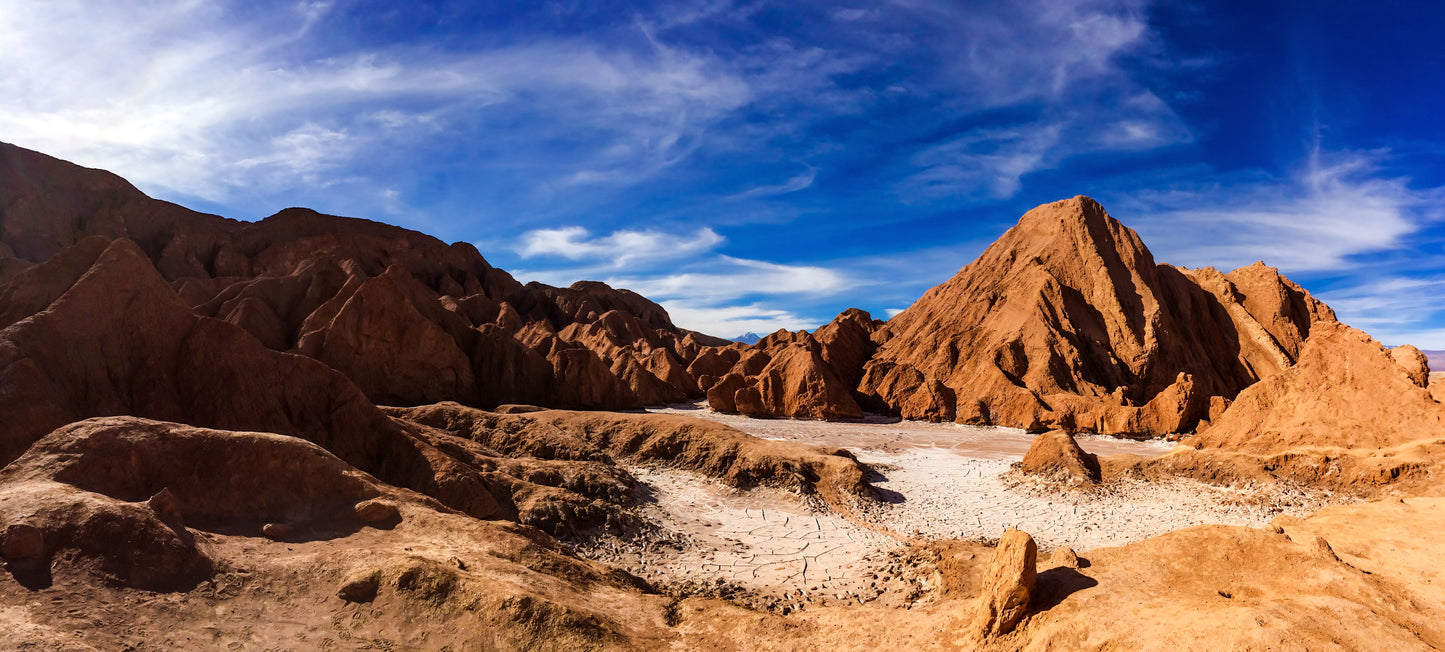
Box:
left=569, top=404, right=1345, bottom=609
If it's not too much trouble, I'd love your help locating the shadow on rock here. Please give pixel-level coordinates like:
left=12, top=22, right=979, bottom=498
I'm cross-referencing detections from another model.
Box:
left=3, top=558, right=53, bottom=590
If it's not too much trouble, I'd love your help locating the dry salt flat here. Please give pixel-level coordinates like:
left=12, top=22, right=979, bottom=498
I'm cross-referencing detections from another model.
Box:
left=573, top=403, right=1340, bottom=602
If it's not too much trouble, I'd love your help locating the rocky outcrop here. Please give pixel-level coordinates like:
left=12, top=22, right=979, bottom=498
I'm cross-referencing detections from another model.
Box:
left=702, top=310, right=882, bottom=419
left=1190, top=322, right=1445, bottom=453
left=2, top=417, right=386, bottom=533
left=968, top=528, right=1037, bottom=637
left=386, top=403, right=872, bottom=510
left=1096, top=323, right=1445, bottom=493
left=296, top=265, right=478, bottom=405
left=858, top=196, right=1335, bottom=435
left=0, top=237, right=537, bottom=526
left=1020, top=431, right=1101, bottom=484
left=0, top=141, right=719, bottom=412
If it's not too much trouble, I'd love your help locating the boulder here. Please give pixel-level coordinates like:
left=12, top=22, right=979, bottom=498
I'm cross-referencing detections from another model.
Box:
left=1390, top=345, right=1431, bottom=388
left=338, top=569, right=382, bottom=603
left=1045, top=546, right=1079, bottom=569
left=354, top=499, right=402, bottom=526
left=970, top=528, right=1038, bottom=638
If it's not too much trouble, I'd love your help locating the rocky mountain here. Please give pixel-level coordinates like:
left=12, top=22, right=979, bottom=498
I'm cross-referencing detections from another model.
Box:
left=0, top=142, right=1373, bottom=441
left=732, top=332, right=763, bottom=345
left=0, top=142, right=729, bottom=417
left=858, top=196, right=1335, bottom=435
left=705, top=197, right=1336, bottom=437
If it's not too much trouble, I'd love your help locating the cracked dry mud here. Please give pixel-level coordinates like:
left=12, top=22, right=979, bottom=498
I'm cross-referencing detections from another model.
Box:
left=569, top=404, right=1346, bottom=612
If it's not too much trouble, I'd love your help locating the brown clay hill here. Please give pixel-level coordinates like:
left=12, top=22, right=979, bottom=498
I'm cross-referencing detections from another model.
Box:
left=0, top=236, right=538, bottom=525
left=0, top=141, right=726, bottom=413
left=1193, top=323, right=1445, bottom=452
left=1106, top=322, right=1445, bottom=493
left=856, top=196, right=1335, bottom=436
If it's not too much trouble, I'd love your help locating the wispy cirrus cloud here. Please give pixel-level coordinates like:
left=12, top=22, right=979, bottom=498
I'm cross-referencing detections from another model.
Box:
left=1122, top=149, right=1440, bottom=271
left=659, top=303, right=824, bottom=337
left=1316, top=275, right=1445, bottom=349
left=0, top=0, right=1196, bottom=222
left=888, top=0, right=1192, bottom=199
left=1106, top=146, right=1445, bottom=347
left=516, top=226, right=724, bottom=268
left=0, top=0, right=754, bottom=217
left=728, top=169, right=816, bottom=200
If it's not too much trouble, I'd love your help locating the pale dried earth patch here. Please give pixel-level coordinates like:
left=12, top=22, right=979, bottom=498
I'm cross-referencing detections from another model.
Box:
left=568, top=403, right=1344, bottom=612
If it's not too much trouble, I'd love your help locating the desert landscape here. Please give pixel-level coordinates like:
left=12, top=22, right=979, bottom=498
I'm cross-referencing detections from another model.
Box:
left=4, top=4, right=1445, bottom=651
left=3, top=137, right=1445, bottom=651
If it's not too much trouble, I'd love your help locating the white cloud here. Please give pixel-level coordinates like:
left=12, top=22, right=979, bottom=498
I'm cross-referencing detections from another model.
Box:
left=234, top=123, right=353, bottom=184
left=0, top=0, right=1194, bottom=217
left=888, top=1, right=1190, bottom=199
left=1318, top=276, right=1445, bottom=349
left=729, top=168, right=816, bottom=199
left=902, top=124, right=1063, bottom=199
left=610, top=256, right=847, bottom=302
left=1125, top=149, right=1435, bottom=271
left=515, top=226, right=724, bottom=267
left=509, top=226, right=852, bottom=336
left=0, top=0, right=753, bottom=205
left=831, top=8, right=877, bottom=22
left=659, top=302, right=819, bottom=338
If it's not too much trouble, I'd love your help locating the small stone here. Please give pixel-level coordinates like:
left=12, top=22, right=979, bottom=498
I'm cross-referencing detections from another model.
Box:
left=1, top=523, right=45, bottom=559
left=353, top=499, right=401, bottom=526
left=261, top=523, right=292, bottom=540
left=1047, top=546, right=1079, bottom=569
left=337, top=571, right=380, bottom=603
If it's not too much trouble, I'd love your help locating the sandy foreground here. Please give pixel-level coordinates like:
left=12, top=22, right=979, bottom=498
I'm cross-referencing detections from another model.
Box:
left=570, top=404, right=1344, bottom=610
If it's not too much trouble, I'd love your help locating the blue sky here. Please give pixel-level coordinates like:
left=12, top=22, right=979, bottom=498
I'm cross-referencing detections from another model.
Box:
left=3, top=1, right=1444, bottom=344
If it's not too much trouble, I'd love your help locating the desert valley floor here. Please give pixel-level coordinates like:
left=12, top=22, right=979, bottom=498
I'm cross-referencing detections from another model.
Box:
left=572, top=404, right=1342, bottom=609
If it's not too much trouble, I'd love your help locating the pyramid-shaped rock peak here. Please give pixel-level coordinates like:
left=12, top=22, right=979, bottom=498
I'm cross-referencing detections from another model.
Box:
left=857, top=196, right=1335, bottom=435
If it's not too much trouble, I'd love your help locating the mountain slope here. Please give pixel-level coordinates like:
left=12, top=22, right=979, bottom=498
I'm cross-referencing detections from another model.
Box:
left=851, top=196, right=1334, bottom=434
left=0, top=142, right=726, bottom=413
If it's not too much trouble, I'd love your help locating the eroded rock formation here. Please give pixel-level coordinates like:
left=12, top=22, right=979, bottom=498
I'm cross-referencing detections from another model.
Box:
left=3, top=144, right=1348, bottom=434
left=0, top=141, right=723, bottom=415
left=856, top=196, right=1335, bottom=435
left=701, top=309, right=883, bottom=419
left=1191, top=322, right=1445, bottom=453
